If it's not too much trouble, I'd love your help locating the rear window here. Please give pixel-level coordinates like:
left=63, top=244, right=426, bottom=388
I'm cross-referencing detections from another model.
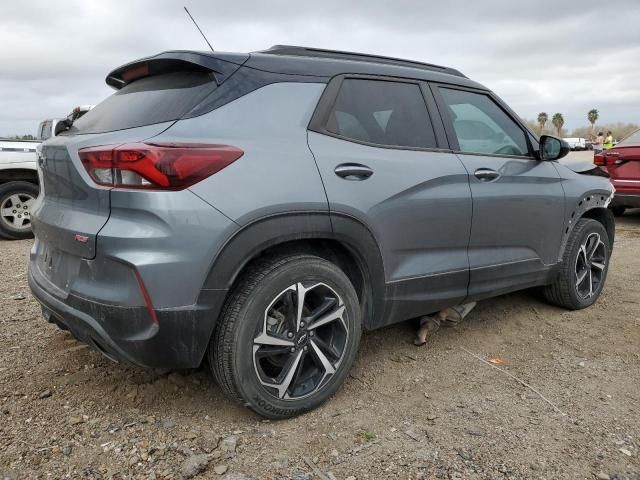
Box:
left=72, top=71, right=217, bottom=134
left=618, top=129, right=640, bottom=146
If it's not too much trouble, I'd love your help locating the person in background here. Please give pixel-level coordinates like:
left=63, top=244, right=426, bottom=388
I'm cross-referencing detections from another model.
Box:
left=593, top=131, right=605, bottom=154
left=603, top=131, right=614, bottom=150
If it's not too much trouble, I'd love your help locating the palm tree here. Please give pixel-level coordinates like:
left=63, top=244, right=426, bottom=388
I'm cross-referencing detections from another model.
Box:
left=537, top=112, right=548, bottom=134
left=588, top=109, right=599, bottom=134
left=552, top=113, right=564, bottom=136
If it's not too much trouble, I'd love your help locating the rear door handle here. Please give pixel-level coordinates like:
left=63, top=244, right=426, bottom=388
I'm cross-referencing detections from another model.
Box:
left=334, top=163, right=373, bottom=180
left=474, top=168, right=500, bottom=182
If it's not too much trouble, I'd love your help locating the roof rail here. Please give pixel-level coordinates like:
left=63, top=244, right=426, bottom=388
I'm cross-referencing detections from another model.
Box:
left=260, top=45, right=466, bottom=78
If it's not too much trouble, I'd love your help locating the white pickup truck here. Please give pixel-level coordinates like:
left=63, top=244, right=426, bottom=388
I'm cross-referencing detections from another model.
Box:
left=0, top=139, right=40, bottom=239
left=0, top=105, right=93, bottom=240
left=562, top=137, right=587, bottom=151
left=37, top=105, right=93, bottom=141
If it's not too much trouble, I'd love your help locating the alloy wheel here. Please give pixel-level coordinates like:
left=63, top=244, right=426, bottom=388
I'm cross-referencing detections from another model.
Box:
left=574, top=232, right=607, bottom=299
left=252, top=282, right=349, bottom=401
left=0, top=193, right=35, bottom=232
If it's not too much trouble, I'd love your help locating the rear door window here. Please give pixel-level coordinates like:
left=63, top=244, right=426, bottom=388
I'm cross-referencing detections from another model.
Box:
left=72, top=71, right=217, bottom=134
left=324, top=79, right=437, bottom=149
left=438, top=87, right=530, bottom=157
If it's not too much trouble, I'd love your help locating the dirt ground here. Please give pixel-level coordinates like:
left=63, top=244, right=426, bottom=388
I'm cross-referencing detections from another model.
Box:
left=1, top=202, right=639, bottom=479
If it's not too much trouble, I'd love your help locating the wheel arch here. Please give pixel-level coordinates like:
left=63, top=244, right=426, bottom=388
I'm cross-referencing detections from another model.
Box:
left=581, top=207, right=615, bottom=248
left=557, top=189, right=615, bottom=263
left=0, top=169, right=39, bottom=185
left=202, top=212, right=386, bottom=331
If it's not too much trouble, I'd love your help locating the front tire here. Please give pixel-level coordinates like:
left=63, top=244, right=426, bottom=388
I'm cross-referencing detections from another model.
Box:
left=544, top=218, right=610, bottom=310
left=209, top=254, right=361, bottom=419
left=0, top=181, right=39, bottom=240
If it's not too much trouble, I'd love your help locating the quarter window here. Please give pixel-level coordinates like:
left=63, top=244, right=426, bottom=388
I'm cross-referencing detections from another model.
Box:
left=439, top=88, right=529, bottom=157
left=325, top=79, right=437, bottom=149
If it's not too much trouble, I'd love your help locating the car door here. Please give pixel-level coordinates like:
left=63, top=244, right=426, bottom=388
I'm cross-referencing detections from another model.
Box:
left=307, top=76, right=472, bottom=326
left=432, top=84, right=566, bottom=299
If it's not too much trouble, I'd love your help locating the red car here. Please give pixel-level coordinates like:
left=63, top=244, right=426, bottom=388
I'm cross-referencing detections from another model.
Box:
left=595, top=129, right=640, bottom=216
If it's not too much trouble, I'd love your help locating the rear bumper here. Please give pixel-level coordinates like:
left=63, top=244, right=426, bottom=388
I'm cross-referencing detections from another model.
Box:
left=29, top=265, right=227, bottom=368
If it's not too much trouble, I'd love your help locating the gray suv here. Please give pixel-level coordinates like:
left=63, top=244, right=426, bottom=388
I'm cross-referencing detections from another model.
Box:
left=28, top=46, right=615, bottom=418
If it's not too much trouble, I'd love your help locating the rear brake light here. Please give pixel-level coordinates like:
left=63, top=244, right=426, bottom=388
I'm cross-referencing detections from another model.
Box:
left=121, top=63, right=150, bottom=83
left=594, top=152, right=622, bottom=167
left=594, top=154, right=606, bottom=166
left=78, top=143, right=243, bottom=190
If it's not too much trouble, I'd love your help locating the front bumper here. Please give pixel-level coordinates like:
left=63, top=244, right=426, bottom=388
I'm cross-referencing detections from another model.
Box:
left=29, top=265, right=227, bottom=369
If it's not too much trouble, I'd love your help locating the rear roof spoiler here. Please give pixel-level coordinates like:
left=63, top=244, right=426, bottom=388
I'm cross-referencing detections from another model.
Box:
left=105, top=50, right=249, bottom=90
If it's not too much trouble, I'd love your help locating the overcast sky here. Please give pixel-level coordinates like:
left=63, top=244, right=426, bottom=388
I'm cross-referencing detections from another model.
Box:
left=1, top=0, right=638, bottom=136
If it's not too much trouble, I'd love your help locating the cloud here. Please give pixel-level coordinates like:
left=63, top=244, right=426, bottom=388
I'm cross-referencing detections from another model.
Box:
left=1, top=0, right=638, bottom=136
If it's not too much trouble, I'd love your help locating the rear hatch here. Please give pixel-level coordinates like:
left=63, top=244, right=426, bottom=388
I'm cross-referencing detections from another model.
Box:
left=32, top=51, right=247, bottom=292
left=35, top=124, right=174, bottom=258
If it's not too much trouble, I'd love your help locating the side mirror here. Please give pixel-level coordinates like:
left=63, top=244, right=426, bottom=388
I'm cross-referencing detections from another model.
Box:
left=538, top=135, right=570, bottom=161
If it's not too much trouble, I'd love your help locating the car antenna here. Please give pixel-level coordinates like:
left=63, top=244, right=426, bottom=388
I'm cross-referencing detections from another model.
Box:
left=183, top=6, right=214, bottom=52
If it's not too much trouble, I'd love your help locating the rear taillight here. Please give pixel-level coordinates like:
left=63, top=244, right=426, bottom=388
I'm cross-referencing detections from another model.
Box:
left=594, top=154, right=606, bottom=166
left=78, top=142, right=243, bottom=190
left=594, top=151, right=623, bottom=167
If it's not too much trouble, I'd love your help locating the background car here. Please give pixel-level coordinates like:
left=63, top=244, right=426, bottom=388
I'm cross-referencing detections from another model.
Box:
left=595, top=128, right=640, bottom=216
left=0, top=138, right=39, bottom=239
left=37, top=105, right=94, bottom=141
left=563, top=137, right=587, bottom=150
left=0, top=105, right=94, bottom=240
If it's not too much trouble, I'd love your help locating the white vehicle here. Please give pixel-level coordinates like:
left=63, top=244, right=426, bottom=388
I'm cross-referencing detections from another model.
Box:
left=37, top=105, right=94, bottom=140
left=562, top=137, right=587, bottom=151
left=1, top=105, right=94, bottom=239
left=0, top=139, right=39, bottom=239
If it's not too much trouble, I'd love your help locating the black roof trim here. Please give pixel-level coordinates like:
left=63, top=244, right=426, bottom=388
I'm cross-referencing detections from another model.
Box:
left=260, top=45, right=466, bottom=78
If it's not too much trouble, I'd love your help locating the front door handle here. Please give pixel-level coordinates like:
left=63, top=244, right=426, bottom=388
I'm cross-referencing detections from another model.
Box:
left=334, top=163, right=374, bottom=180
left=474, top=168, right=500, bottom=182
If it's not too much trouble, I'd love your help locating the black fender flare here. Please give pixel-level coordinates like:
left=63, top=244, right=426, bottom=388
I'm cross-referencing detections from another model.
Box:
left=201, top=211, right=386, bottom=330
left=557, top=191, right=615, bottom=262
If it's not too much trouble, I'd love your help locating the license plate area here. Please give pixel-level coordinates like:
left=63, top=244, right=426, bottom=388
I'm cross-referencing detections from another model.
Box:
left=36, top=242, right=81, bottom=298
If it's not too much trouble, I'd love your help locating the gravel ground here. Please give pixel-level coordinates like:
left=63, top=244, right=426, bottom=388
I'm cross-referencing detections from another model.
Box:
left=1, top=208, right=639, bottom=480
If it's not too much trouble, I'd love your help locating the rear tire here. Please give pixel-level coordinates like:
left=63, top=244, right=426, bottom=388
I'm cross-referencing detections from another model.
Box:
left=0, top=181, right=39, bottom=240
left=209, top=254, right=361, bottom=419
left=544, top=218, right=610, bottom=310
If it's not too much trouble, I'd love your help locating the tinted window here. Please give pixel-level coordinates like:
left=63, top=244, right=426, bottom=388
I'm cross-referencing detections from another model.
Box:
left=325, top=79, right=436, bottom=149
left=72, top=71, right=217, bottom=134
left=439, top=88, right=529, bottom=156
